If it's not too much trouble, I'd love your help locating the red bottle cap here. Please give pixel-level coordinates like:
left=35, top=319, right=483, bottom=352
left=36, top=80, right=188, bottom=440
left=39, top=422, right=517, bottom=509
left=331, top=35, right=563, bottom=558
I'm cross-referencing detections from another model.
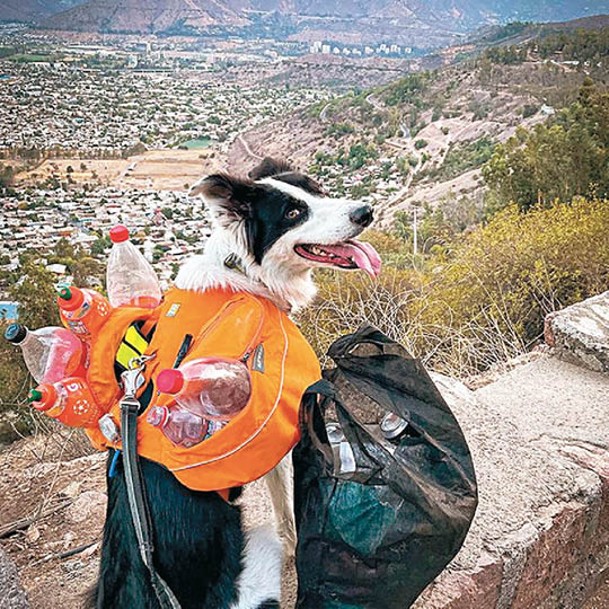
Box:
left=109, top=225, right=130, bottom=243
left=156, top=369, right=184, bottom=394
left=147, top=405, right=169, bottom=428
left=57, top=286, right=84, bottom=311
left=28, top=384, right=58, bottom=412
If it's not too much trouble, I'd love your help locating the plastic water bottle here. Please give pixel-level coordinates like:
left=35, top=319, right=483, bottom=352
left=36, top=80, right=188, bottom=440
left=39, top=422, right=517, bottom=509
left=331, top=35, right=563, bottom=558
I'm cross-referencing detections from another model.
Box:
left=28, top=377, right=103, bottom=427
left=57, top=286, right=112, bottom=340
left=326, top=422, right=356, bottom=475
left=146, top=406, right=224, bottom=448
left=106, top=225, right=162, bottom=309
left=4, top=324, right=87, bottom=384
left=156, top=357, right=251, bottom=421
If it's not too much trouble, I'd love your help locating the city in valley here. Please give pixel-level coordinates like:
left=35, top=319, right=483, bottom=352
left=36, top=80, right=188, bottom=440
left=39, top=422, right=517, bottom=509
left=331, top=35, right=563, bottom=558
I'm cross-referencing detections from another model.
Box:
left=0, top=29, right=339, bottom=300
left=0, top=25, right=444, bottom=304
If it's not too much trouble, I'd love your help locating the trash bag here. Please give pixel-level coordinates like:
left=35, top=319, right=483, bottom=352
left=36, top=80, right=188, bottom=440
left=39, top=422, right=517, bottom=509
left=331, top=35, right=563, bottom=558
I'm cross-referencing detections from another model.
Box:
left=293, top=325, right=478, bottom=609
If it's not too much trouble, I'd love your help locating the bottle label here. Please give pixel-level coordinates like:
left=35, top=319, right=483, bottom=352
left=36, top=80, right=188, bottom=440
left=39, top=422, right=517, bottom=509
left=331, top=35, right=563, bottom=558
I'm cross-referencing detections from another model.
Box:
left=66, top=319, right=89, bottom=336
left=203, top=420, right=226, bottom=441
left=252, top=344, right=265, bottom=373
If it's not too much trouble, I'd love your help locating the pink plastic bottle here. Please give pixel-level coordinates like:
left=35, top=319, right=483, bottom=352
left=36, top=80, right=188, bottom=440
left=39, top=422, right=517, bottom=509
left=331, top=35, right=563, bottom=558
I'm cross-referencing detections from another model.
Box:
left=146, top=406, right=213, bottom=448
left=4, top=323, right=87, bottom=384
left=156, top=357, right=251, bottom=421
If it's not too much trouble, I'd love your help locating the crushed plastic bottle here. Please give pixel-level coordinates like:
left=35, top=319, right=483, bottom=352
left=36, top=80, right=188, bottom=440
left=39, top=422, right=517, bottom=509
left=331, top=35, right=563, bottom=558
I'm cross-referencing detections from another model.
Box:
left=156, top=357, right=251, bottom=421
left=106, top=224, right=162, bottom=309
left=28, top=377, right=103, bottom=427
left=4, top=324, right=87, bottom=384
left=57, top=286, right=112, bottom=340
left=326, top=422, right=356, bottom=475
left=146, top=405, right=224, bottom=448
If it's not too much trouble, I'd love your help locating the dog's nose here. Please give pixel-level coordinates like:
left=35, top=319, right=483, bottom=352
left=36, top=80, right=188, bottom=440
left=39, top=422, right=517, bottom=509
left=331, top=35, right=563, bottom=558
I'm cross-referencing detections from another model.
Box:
left=350, top=205, right=373, bottom=227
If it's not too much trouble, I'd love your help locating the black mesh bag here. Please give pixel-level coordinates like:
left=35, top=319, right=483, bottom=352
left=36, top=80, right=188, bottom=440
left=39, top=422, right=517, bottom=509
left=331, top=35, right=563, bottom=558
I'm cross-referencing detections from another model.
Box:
left=293, top=326, right=478, bottom=609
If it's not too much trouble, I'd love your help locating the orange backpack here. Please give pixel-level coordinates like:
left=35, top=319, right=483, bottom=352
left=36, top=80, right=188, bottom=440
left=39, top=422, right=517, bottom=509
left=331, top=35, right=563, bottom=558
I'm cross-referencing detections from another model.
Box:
left=84, top=287, right=321, bottom=492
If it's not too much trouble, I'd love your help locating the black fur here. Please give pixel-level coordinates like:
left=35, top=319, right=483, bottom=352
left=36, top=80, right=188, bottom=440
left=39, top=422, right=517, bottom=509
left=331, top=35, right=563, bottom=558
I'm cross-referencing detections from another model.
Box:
left=248, top=157, right=325, bottom=196
left=91, top=453, right=244, bottom=609
left=198, top=173, right=313, bottom=264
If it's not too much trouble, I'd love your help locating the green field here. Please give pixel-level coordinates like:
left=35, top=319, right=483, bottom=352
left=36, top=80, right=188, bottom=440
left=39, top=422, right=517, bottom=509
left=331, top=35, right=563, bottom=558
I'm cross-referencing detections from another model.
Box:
left=178, top=137, right=212, bottom=150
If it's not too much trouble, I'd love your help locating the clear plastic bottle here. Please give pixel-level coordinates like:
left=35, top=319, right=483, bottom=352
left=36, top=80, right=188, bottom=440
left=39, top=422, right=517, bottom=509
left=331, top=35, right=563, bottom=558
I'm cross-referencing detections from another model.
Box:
left=106, top=225, right=162, bottom=309
left=57, top=286, right=112, bottom=340
left=326, top=422, right=356, bottom=475
left=4, top=324, right=87, bottom=384
left=147, top=405, right=211, bottom=448
left=28, top=377, right=103, bottom=428
left=156, top=357, right=251, bottom=421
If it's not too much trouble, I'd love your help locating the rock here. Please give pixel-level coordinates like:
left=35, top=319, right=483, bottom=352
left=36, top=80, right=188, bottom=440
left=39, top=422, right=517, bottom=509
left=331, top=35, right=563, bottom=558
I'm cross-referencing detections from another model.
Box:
left=0, top=546, right=29, bottom=609
left=59, top=481, right=82, bottom=499
left=545, top=291, right=609, bottom=372
left=66, top=490, right=107, bottom=524
left=411, top=357, right=609, bottom=609
left=24, top=525, right=40, bottom=544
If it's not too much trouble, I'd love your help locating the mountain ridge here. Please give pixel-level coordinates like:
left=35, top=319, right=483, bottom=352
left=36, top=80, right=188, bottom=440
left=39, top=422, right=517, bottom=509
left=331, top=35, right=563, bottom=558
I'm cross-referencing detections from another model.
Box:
left=30, top=0, right=609, bottom=44
left=0, top=0, right=85, bottom=22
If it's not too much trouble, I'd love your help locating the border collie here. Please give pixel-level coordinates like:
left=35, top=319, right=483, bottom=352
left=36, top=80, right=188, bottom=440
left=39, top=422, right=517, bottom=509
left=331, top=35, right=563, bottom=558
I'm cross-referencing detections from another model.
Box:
left=91, top=158, right=380, bottom=609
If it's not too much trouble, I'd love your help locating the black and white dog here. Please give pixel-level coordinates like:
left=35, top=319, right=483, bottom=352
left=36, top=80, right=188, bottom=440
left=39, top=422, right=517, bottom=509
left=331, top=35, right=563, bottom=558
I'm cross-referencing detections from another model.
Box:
left=92, top=158, right=380, bottom=609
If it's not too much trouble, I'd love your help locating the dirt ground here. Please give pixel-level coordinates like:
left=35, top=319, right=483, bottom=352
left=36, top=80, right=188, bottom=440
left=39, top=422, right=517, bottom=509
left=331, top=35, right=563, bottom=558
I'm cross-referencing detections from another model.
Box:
left=586, top=576, right=609, bottom=609
left=14, top=148, right=226, bottom=192
left=1, top=428, right=606, bottom=609
left=0, top=428, right=296, bottom=609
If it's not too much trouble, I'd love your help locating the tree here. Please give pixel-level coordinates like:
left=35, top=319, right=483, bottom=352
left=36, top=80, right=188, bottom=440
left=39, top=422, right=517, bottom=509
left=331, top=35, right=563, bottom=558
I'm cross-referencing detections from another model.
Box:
left=482, top=83, right=609, bottom=213
left=9, top=261, right=60, bottom=328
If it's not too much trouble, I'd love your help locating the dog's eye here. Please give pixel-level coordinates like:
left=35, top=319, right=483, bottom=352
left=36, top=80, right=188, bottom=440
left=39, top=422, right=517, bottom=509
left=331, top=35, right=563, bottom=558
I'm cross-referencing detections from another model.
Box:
left=285, top=208, right=303, bottom=220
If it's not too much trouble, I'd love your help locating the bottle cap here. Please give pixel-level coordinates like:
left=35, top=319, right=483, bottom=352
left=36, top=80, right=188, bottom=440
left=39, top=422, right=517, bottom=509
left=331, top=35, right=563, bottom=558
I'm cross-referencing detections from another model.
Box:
left=28, top=385, right=57, bottom=411
left=4, top=323, right=27, bottom=344
left=157, top=369, right=185, bottom=394
left=28, top=389, right=43, bottom=403
left=109, top=225, right=130, bottom=243
left=380, top=412, right=409, bottom=440
left=57, top=286, right=84, bottom=311
left=147, top=405, right=169, bottom=428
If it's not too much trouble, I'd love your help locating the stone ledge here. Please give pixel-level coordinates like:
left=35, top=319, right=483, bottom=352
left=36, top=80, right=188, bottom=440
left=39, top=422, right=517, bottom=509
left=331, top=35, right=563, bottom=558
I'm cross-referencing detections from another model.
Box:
left=413, top=357, right=609, bottom=609
left=545, top=291, right=609, bottom=373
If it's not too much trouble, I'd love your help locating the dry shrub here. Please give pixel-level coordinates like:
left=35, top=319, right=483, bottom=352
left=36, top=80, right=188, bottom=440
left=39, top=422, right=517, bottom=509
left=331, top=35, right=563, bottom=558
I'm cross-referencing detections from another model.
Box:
left=297, top=266, right=418, bottom=367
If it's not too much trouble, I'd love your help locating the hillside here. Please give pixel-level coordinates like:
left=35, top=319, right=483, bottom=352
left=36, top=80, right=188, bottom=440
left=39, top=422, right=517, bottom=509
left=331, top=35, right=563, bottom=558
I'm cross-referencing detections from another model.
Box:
left=228, top=19, right=609, bottom=227
left=38, top=0, right=609, bottom=45
left=43, top=0, right=247, bottom=34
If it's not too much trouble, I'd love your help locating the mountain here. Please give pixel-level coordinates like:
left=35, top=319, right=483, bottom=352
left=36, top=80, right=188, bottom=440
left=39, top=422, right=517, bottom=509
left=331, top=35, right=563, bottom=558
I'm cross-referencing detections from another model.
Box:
left=38, top=0, right=609, bottom=44
left=42, top=0, right=247, bottom=33
left=0, top=0, right=85, bottom=22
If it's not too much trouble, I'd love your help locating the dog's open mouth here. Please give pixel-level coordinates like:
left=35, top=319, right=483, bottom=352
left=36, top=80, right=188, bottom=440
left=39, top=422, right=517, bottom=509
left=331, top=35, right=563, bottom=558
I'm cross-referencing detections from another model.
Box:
left=294, top=240, right=382, bottom=277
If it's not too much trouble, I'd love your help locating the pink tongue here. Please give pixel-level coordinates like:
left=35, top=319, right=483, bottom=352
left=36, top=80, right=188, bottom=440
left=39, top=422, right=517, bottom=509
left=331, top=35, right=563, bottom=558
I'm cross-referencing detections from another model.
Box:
left=336, top=240, right=382, bottom=278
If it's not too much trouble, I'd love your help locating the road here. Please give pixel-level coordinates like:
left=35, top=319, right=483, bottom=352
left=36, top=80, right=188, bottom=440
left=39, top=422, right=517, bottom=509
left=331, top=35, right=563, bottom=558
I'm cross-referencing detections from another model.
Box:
left=365, top=93, right=384, bottom=111
left=236, top=133, right=264, bottom=162
left=319, top=103, right=331, bottom=122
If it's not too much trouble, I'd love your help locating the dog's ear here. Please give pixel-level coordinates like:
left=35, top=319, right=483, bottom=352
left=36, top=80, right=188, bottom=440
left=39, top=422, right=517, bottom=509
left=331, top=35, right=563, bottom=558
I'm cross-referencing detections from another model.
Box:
left=190, top=174, right=254, bottom=226
left=248, top=157, right=294, bottom=180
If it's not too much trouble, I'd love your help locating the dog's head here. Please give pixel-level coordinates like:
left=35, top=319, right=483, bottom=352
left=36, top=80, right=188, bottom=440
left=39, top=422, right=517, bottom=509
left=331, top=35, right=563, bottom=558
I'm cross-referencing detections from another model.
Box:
left=189, top=158, right=382, bottom=281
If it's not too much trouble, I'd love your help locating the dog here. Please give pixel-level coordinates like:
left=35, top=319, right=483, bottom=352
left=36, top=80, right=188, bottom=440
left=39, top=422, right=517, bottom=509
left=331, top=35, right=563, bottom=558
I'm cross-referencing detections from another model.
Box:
left=91, top=158, right=380, bottom=609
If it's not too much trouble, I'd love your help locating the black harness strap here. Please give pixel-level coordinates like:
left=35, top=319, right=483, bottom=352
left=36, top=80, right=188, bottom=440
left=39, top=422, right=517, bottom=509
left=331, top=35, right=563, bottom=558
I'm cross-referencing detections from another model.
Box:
left=120, top=367, right=182, bottom=609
